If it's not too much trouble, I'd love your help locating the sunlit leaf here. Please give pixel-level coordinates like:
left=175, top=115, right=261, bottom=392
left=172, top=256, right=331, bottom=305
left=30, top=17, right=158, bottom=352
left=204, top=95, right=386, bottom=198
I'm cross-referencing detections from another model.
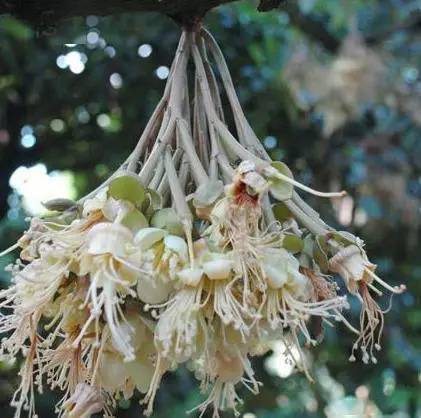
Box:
left=108, top=175, right=146, bottom=207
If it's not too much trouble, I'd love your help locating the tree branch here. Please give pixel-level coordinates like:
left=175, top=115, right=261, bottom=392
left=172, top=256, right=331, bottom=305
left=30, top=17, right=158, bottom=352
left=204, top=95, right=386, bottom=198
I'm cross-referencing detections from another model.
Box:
left=0, top=0, right=340, bottom=54
left=2, top=1, right=417, bottom=52
left=0, top=0, right=290, bottom=26
left=0, top=0, right=240, bottom=26
left=283, top=3, right=340, bottom=53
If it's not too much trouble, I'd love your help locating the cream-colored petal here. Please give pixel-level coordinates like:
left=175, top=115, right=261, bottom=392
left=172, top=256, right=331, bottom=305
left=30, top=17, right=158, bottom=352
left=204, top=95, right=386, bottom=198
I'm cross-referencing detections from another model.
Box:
left=86, top=222, right=133, bottom=257
left=203, top=259, right=234, bottom=280
left=99, top=352, right=128, bottom=392
left=264, top=264, right=288, bottom=289
left=177, top=268, right=204, bottom=287
left=126, top=359, right=155, bottom=393
left=111, top=314, right=147, bottom=353
left=137, top=276, right=173, bottom=304
left=164, top=235, right=188, bottom=262
left=134, top=227, right=167, bottom=251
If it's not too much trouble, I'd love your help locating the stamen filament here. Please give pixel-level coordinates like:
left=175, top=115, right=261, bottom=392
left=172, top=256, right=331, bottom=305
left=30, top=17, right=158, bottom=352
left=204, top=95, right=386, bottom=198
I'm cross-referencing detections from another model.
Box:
left=364, top=268, right=406, bottom=294
left=269, top=169, right=347, bottom=198
left=0, top=243, right=20, bottom=257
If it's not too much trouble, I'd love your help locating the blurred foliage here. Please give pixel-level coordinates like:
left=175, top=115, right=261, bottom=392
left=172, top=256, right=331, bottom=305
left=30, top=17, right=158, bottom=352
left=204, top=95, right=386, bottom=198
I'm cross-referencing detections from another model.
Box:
left=0, top=0, right=420, bottom=417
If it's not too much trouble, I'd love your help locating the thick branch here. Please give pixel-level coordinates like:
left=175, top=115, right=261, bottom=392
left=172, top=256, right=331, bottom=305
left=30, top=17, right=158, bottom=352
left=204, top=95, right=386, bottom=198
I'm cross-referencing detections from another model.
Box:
left=0, top=0, right=239, bottom=25
left=2, top=1, right=416, bottom=53
left=0, top=0, right=287, bottom=26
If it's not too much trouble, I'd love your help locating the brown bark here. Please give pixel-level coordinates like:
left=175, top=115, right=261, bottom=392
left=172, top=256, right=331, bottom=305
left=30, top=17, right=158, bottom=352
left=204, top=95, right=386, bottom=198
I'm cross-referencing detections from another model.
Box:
left=0, top=0, right=286, bottom=26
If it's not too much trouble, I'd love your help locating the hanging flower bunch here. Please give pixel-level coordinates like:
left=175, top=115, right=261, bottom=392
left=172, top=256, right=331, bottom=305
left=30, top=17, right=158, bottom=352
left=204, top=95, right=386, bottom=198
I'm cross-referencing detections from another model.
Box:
left=0, top=26, right=405, bottom=418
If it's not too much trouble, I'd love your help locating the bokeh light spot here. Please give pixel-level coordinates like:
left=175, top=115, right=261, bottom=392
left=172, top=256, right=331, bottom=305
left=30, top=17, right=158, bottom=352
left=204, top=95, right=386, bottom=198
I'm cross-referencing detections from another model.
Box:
left=87, top=31, right=100, bottom=45
left=138, top=44, right=152, bottom=58
left=97, top=113, right=111, bottom=129
left=50, top=119, right=65, bottom=133
left=156, top=65, right=169, bottom=80
left=264, top=135, right=277, bottom=150
left=104, top=46, right=116, bottom=58
left=86, top=15, right=99, bottom=27
left=20, top=134, right=36, bottom=148
left=9, top=164, right=76, bottom=215
left=109, top=73, right=123, bottom=89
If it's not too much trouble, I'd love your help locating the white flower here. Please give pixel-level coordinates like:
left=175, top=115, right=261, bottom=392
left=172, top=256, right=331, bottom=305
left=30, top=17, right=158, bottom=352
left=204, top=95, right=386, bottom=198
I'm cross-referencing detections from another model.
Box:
left=99, top=313, right=155, bottom=397
left=329, top=244, right=405, bottom=295
left=86, top=222, right=132, bottom=257
left=329, top=244, right=374, bottom=293
left=177, top=268, right=203, bottom=287
left=262, top=248, right=309, bottom=298
left=189, top=351, right=259, bottom=418
left=134, top=227, right=168, bottom=251
left=154, top=288, right=207, bottom=363
left=62, top=383, right=103, bottom=418
left=176, top=247, right=235, bottom=286
left=82, top=187, right=109, bottom=218
left=75, top=223, right=141, bottom=361
left=202, top=257, right=234, bottom=281
left=137, top=275, right=173, bottom=305
left=261, top=248, right=347, bottom=348
left=329, top=244, right=405, bottom=364
left=131, top=229, right=189, bottom=304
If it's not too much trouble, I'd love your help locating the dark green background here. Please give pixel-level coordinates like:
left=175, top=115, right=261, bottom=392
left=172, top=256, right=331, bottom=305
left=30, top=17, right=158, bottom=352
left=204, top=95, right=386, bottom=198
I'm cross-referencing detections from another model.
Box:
left=0, top=0, right=420, bottom=416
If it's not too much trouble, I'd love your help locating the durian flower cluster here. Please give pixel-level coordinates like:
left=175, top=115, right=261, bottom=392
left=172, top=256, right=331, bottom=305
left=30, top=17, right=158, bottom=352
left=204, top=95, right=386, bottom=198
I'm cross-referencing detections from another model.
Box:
left=0, top=26, right=405, bottom=418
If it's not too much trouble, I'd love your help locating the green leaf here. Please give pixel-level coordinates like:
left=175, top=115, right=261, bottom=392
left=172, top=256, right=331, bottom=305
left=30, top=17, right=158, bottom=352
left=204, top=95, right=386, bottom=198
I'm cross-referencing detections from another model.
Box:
left=150, top=208, right=184, bottom=236
left=108, top=175, right=146, bottom=207
left=283, top=234, right=304, bottom=254
left=268, top=161, right=294, bottom=201
left=272, top=202, right=293, bottom=222
left=121, top=209, right=148, bottom=233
